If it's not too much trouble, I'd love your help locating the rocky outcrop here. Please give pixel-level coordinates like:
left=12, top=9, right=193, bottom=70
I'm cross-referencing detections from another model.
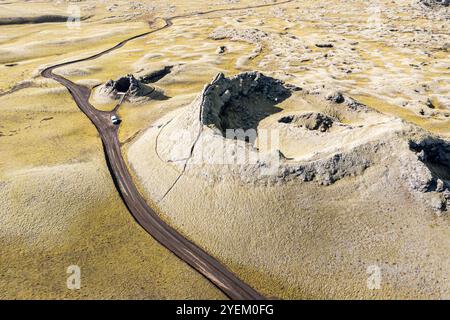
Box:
left=96, top=74, right=166, bottom=102
left=326, top=91, right=345, bottom=104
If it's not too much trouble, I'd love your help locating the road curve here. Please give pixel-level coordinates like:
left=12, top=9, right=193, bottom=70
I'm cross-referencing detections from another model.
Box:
left=41, top=1, right=293, bottom=300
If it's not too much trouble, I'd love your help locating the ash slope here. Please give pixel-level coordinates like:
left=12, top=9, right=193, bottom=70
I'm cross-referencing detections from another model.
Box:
left=128, top=72, right=449, bottom=299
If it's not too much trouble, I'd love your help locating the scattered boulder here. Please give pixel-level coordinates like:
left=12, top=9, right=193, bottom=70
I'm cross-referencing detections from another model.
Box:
left=139, top=66, right=173, bottom=84
left=210, top=27, right=268, bottom=43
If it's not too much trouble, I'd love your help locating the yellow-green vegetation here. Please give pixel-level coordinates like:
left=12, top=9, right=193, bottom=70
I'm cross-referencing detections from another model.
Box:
left=0, top=0, right=236, bottom=299
left=0, top=84, right=223, bottom=299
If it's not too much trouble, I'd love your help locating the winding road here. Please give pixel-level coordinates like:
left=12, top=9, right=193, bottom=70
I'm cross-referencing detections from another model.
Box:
left=41, top=1, right=293, bottom=300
